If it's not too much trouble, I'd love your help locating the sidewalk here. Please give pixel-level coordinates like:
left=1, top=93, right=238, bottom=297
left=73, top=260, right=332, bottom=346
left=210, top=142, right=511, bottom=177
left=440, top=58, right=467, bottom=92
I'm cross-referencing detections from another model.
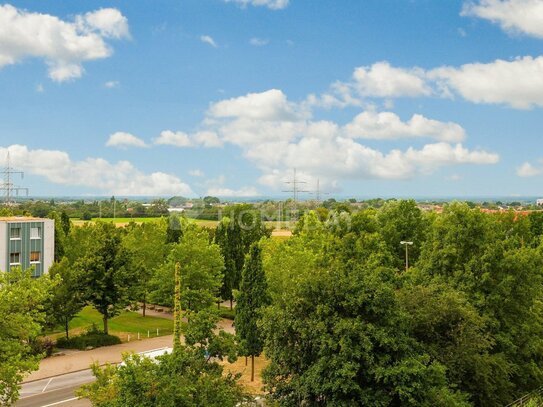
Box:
left=24, top=335, right=174, bottom=382
left=24, top=318, right=234, bottom=382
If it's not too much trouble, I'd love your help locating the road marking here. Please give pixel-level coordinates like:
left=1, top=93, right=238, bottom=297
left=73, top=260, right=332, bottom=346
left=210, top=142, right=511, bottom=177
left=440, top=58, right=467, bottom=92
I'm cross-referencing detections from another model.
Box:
left=41, top=378, right=53, bottom=393
left=40, top=397, right=79, bottom=406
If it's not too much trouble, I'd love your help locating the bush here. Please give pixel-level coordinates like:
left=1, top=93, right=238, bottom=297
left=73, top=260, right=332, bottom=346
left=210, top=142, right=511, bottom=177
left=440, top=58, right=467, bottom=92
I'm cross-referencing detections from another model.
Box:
left=56, top=325, right=121, bottom=350
left=219, top=306, right=235, bottom=320
left=30, top=337, right=55, bottom=357
left=81, top=211, right=93, bottom=221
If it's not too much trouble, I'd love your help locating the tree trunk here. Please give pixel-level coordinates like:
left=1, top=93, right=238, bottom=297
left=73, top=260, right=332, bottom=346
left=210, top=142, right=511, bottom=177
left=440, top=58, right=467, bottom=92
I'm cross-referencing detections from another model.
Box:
left=143, top=300, right=146, bottom=317
left=251, top=355, right=255, bottom=382
left=230, top=298, right=233, bottom=310
left=245, top=356, right=248, bottom=366
left=217, top=301, right=221, bottom=310
left=65, top=319, right=69, bottom=339
left=103, top=314, right=109, bottom=335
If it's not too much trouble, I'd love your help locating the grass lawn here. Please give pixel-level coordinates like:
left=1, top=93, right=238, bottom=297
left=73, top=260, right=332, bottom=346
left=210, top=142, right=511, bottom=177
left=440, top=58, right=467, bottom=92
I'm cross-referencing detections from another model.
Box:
left=48, top=306, right=173, bottom=342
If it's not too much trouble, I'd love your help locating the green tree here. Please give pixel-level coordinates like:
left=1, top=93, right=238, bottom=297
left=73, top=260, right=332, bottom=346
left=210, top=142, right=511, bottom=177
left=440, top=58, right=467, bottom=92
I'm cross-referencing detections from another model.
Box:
left=79, top=343, right=245, bottom=406
left=60, top=210, right=71, bottom=236
left=261, top=243, right=467, bottom=406
left=78, top=222, right=132, bottom=334
left=416, top=203, right=543, bottom=404
left=80, top=277, right=242, bottom=407
left=0, top=268, right=53, bottom=405
left=47, top=211, right=66, bottom=261
left=166, top=213, right=184, bottom=244
left=235, top=243, right=270, bottom=381
left=216, top=207, right=271, bottom=310
left=377, top=199, right=428, bottom=270
left=122, top=220, right=168, bottom=316
left=47, top=258, right=85, bottom=339
left=150, top=226, right=223, bottom=311
left=215, top=217, right=244, bottom=309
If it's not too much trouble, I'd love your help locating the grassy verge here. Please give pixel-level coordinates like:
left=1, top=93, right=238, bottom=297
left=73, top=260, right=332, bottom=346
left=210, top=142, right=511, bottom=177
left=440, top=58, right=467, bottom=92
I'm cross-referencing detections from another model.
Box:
left=47, top=306, right=173, bottom=342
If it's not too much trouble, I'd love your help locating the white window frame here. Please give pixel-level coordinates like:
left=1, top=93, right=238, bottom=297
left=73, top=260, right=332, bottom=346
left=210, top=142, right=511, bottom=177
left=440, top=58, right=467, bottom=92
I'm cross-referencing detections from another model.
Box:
left=30, top=251, right=41, bottom=264
left=9, top=252, right=21, bottom=265
left=10, top=227, right=21, bottom=240
left=30, top=226, right=41, bottom=240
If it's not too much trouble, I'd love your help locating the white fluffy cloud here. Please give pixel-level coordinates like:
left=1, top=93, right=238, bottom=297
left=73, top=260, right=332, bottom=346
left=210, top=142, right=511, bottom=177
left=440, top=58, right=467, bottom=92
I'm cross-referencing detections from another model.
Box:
left=206, top=186, right=259, bottom=197
left=352, top=62, right=431, bottom=98
left=517, top=161, right=543, bottom=177
left=79, top=8, right=130, bottom=39
left=0, top=145, right=193, bottom=196
left=155, top=130, right=192, bottom=147
left=321, top=58, right=543, bottom=109
left=0, top=4, right=129, bottom=81
left=462, top=0, right=543, bottom=38
left=344, top=111, right=466, bottom=142
left=430, top=56, right=543, bottom=109
left=202, top=89, right=498, bottom=189
left=200, top=35, right=218, bottom=47
left=209, top=89, right=304, bottom=121
left=154, top=130, right=223, bottom=148
left=106, top=132, right=147, bottom=148
left=224, top=0, right=289, bottom=10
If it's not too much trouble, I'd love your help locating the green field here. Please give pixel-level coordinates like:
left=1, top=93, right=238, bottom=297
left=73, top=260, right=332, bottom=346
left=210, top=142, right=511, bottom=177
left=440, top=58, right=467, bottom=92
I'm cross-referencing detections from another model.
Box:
left=48, top=306, right=173, bottom=341
left=90, top=217, right=164, bottom=224
left=72, top=217, right=294, bottom=235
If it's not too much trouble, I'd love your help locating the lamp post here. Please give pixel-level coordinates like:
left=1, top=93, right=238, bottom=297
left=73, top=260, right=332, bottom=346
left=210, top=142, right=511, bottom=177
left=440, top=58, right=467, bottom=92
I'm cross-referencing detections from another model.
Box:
left=400, top=241, right=413, bottom=272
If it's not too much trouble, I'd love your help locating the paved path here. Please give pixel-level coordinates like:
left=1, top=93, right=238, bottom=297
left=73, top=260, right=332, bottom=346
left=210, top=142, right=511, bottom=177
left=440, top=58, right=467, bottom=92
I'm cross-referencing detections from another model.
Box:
left=17, top=313, right=234, bottom=406
left=24, top=318, right=233, bottom=382
left=24, top=335, right=174, bottom=382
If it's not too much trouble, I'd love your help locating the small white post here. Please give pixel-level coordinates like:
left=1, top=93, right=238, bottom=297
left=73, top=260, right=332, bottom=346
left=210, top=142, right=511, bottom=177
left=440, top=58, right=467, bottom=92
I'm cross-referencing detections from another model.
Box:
left=147, top=330, right=150, bottom=338
left=156, top=328, right=159, bottom=336
left=138, top=332, right=140, bottom=340
left=127, top=334, right=130, bottom=342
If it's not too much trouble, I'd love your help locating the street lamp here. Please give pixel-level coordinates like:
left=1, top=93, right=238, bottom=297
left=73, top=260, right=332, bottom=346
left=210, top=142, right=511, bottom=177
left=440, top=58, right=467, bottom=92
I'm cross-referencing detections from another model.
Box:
left=400, top=241, right=413, bottom=272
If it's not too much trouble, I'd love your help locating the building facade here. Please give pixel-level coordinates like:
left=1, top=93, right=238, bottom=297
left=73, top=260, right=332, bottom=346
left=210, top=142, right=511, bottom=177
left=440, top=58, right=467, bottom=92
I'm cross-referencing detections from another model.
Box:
left=0, top=217, right=54, bottom=276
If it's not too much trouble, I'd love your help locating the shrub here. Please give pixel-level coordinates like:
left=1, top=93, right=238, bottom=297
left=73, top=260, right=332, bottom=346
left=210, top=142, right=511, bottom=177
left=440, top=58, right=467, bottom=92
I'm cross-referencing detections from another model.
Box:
left=219, top=306, right=235, bottom=320
left=30, top=338, right=55, bottom=357
left=56, top=326, right=121, bottom=350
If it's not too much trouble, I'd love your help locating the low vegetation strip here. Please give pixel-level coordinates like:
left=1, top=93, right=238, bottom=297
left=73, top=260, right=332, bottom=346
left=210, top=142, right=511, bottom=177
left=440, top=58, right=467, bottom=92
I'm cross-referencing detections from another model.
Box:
left=47, top=307, right=173, bottom=340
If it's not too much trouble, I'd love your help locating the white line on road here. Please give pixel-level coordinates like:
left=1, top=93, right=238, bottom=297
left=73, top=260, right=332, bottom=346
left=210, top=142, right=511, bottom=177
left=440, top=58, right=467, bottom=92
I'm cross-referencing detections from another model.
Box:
left=40, top=397, right=79, bottom=407
left=41, top=378, right=53, bottom=393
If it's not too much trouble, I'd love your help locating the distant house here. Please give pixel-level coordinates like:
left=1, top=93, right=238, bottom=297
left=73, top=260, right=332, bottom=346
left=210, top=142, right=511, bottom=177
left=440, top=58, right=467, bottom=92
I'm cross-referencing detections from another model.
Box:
left=537, top=199, right=543, bottom=207
left=0, top=217, right=55, bottom=276
left=167, top=207, right=185, bottom=213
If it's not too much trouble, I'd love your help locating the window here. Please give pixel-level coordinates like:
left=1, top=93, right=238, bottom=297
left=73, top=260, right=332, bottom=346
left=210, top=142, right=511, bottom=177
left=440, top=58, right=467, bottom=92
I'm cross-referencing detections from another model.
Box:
left=9, top=252, right=20, bottom=264
left=10, top=227, right=21, bottom=239
left=30, top=227, right=41, bottom=239
left=30, top=251, right=41, bottom=263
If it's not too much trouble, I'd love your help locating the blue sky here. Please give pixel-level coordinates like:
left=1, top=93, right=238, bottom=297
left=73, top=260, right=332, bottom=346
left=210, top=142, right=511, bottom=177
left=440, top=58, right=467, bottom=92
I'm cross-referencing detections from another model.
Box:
left=1, top=0, right=543, bottom=198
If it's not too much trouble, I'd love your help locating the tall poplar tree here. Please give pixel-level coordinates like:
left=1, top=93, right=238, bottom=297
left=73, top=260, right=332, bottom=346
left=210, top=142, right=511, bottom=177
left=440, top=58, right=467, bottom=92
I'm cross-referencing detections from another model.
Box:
left=235, top=243, right=269, bottom=381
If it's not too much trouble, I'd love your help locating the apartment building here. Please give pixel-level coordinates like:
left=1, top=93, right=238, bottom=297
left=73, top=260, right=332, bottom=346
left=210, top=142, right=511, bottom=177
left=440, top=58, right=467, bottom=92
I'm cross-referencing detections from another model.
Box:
left=0, top=217, right=55, bottom=276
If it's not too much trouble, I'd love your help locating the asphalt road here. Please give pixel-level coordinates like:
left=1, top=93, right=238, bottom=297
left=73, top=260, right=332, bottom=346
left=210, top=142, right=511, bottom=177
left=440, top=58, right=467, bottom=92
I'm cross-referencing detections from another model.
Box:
left=16, top=370, right=93, bottom=407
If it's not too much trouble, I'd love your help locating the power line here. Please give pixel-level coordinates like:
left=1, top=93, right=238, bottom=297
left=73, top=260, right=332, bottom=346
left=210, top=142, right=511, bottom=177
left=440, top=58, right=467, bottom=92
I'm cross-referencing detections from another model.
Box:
left=282, top=168, right=309, bottom=206
left=1, top=151, right=28, bottom=206
left=309, top=178, right=329, bottom=203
